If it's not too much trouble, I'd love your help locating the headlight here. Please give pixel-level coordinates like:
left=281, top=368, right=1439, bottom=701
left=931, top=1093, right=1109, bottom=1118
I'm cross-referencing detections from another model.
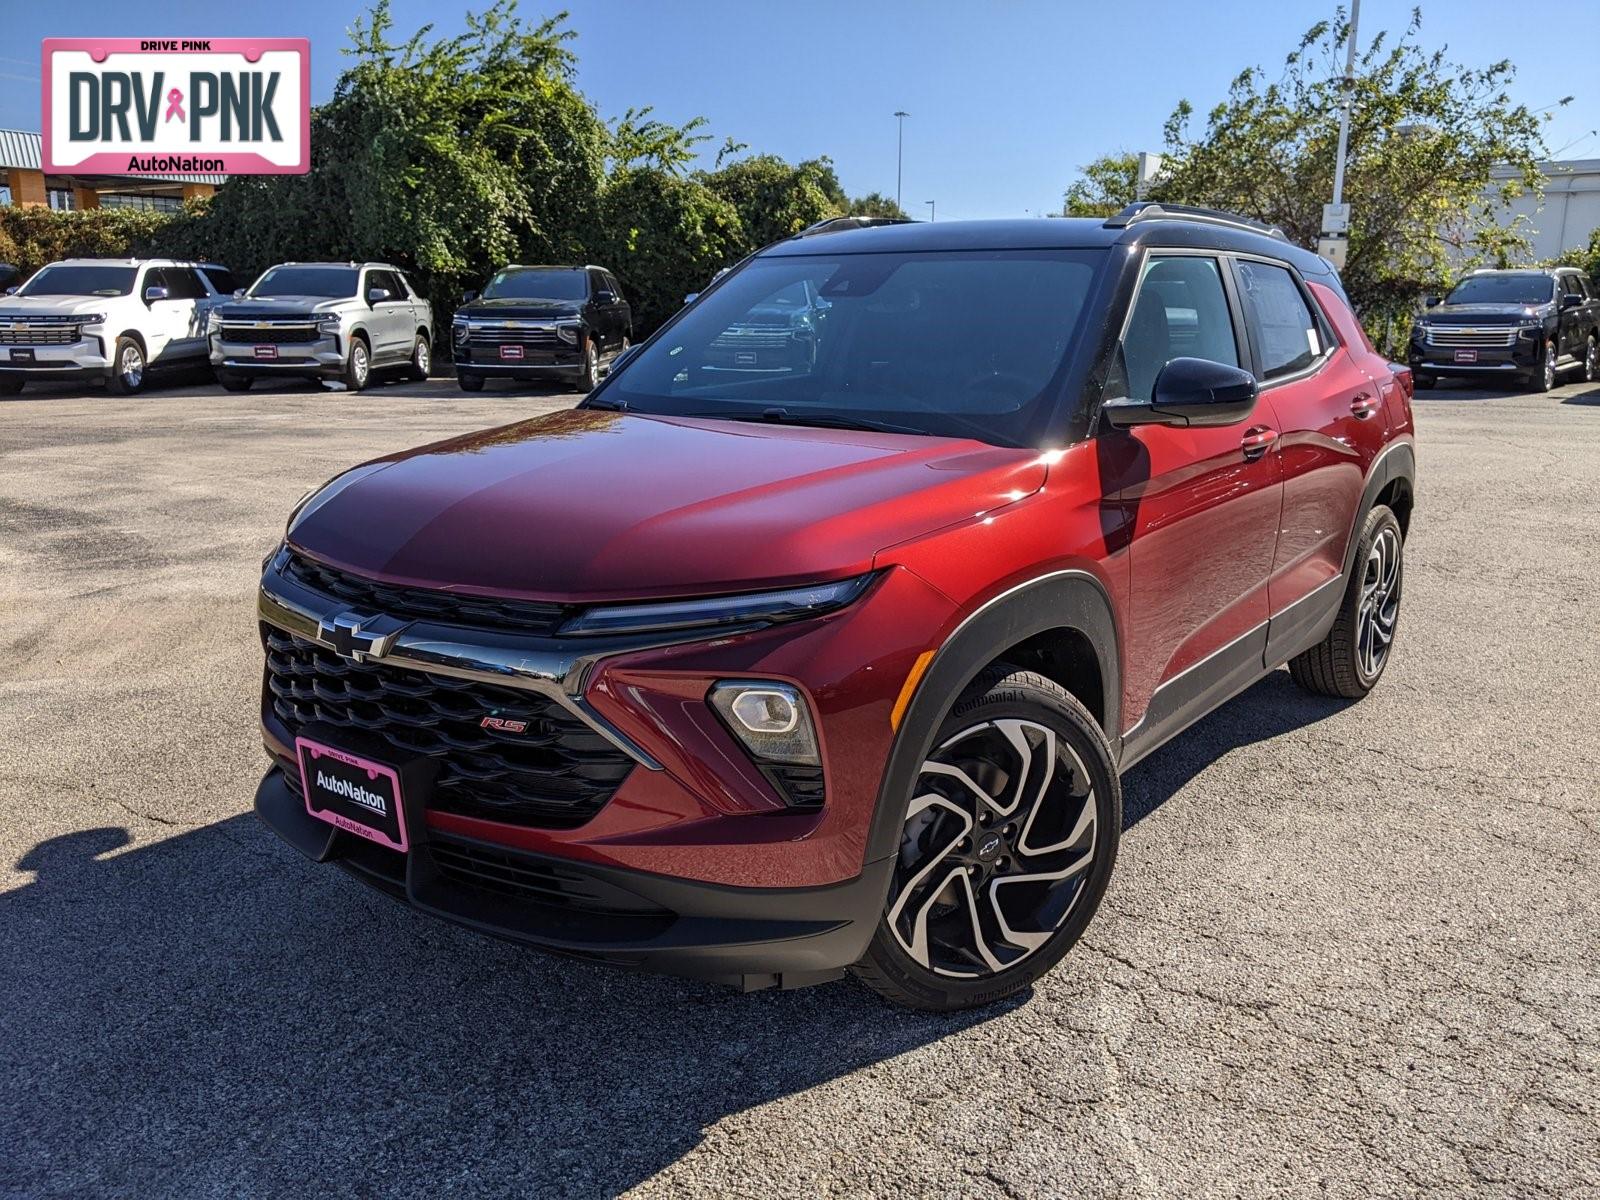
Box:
left=206, top=311, right=222, bottom=333
left=453, top=319, right=470, bottom=344
left=78, top=312, right=107, bottom=328
left=556, top=322, right=581, bottom=345
left=314, top=312, right=342, bottom=328
left=709, top=680, right=819, bottom=765
left=558, top=573, right=876, bottom=637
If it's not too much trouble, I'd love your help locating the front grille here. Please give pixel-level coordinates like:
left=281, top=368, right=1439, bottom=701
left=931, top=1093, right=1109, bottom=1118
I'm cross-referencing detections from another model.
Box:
left=266, top=628, right=634, bottom=828
left=283, top=552, right=572, bottom=637
left=766, top=763, right=825, bottom=808
left=711, top=326, right=792, bottom=351
left=221, top=323, right=322, bottom=344
left=0, top=325, right=80, bottom=346
left=428, top=841, right=670, bottom=916
left=1425, top=326, right=1518, bottom=348
left=468, top=327, right=560, bottom=348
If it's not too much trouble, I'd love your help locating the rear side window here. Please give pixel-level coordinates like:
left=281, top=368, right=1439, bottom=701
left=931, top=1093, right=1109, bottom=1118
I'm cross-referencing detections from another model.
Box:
left=1237, top=260, right=1323, bottom=380
left=162, top=268, right=207, bottom=300
left=1118, top=255, right=1239, bottom=403
left=199, top=266, right=238, bottom=294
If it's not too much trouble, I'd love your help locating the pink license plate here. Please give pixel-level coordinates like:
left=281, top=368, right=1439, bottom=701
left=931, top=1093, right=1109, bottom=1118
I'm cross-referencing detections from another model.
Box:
left=255, top=345, right=278, bottom=360
left=1454, top=349, right=1477, bottom=363
left=499, top=344, right=525, bottom=361
left=296, top=737, right=408, bottom=853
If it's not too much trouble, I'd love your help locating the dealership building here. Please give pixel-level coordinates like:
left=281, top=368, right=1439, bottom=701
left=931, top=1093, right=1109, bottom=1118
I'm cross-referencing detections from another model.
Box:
left=0, top=128, right=221, bottom=212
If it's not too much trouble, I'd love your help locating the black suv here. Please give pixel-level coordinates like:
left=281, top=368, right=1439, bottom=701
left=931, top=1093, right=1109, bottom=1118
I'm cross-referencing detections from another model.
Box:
left=1409, top=267, right=1600, bottom=392
left=451, top=265, right=632, bottom=393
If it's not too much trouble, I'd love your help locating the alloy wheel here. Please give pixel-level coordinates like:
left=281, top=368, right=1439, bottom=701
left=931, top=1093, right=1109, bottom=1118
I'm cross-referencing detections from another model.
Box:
left=1356, top=525, right=1401, bottom=679
left=888, top=719, right=1098, bottom=979
left=120, top=343, right=144, bottom=390
left=352, top=342, right=369, bottom=386
left=415, top=338, right=430, bottom=377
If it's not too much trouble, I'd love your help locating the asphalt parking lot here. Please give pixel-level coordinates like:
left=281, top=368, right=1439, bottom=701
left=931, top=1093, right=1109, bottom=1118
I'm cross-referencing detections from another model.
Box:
left=2, top=371, right=1597, bottom=1197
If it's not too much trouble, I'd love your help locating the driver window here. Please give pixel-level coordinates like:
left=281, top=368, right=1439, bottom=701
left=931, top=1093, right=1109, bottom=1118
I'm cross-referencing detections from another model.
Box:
left=1118, top=256, right=1238, bottom=402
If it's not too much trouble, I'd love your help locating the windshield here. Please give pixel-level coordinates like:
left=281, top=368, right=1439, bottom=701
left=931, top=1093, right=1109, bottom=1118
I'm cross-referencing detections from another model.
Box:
left=18, top=265, right=138, bottom=298
left=600, top=249, right=1103, bottom=446
left=249, top=266, right=360, bottom=299
left=480, top=269, right=588, bottom=302
left=1444, top=274, right=1554, bottom=306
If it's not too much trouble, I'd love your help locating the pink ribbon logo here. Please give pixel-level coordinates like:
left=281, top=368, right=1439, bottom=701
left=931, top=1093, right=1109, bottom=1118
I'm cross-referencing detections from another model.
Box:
left=164, top=88, right=185, bottom=123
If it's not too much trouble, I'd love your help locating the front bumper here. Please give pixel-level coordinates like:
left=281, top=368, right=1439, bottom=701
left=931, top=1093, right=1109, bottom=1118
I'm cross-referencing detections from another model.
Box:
left=212, top=334, right=344, bottom=378
left=453, top=340, right=585, bottom=378
left=1408, top=331, right=1543, bottom=378
left=0, top=336, right=111, bottom=381
left=255, top=767, right=891, bottom=988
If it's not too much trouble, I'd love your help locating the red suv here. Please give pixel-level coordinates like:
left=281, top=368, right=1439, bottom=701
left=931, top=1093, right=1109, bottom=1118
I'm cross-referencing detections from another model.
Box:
left=255, top=206, right=1415, bottom=1011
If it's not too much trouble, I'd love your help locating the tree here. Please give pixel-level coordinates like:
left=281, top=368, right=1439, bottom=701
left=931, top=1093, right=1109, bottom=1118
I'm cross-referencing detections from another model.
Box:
left=1061, top=153, right=1140, bottom=217
left=1062, top=8, right=1563, bottom=349
left=700, top=154, right=844, bottom=253
left=846, top=192, right=910, bottom=220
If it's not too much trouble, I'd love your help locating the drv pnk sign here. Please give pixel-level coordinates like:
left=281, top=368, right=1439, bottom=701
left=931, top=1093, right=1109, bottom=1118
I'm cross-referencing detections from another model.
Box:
left=43, top=38, right=309, bottom=176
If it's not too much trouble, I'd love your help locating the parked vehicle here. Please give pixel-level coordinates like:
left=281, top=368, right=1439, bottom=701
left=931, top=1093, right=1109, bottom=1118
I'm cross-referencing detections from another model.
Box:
left=208, top=262, right=433, bottom=392
left=1408, top=267, right=1600, bottom=392
left=451, top=264, right=631, bottom=393
left=0, top=258, right=233, bottom=395
left=253, top=205, right=1416, bottom=1010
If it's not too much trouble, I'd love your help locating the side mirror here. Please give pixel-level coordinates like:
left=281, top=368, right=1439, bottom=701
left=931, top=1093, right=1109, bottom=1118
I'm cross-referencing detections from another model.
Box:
left=682, top=292, right=700, bottom=306
left=3, top=286, right=17, bottom=296
left=1102, top=357, right=1260, bottom=429
left=1561, top=292, right=1581, bottom=309
left=367, top=287, right=392, bottom=305
left=596, top=291, right=615, bottom=304
left=1423, top=295, right=1441, bottom=308
left=144, top=285, right=170, bottom=303
left=232, top=288, right=246, bottom=300
left=461, top=290, right=478, bottom=304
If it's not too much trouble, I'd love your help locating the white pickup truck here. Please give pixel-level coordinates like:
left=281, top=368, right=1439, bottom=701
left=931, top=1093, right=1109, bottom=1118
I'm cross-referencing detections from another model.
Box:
left=0, top=258, right=237, bottom=395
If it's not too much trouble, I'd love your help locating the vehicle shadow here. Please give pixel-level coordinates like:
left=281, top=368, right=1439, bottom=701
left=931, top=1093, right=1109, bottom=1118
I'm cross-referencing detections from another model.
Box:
left=1120, top=668, right=1351, bottom=830
left=1560, top=383, right=1600, bottom=405
left=1, top=819, right=1006, bottom=1197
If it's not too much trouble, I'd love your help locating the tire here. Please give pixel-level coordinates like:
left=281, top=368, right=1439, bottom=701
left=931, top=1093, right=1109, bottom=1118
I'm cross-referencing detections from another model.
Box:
left=457, top=370, right=484, bottom=393
left=407, top=334, right=431, bottom=382
left=576, top=336, right=599, bottom=393
left=1412, top=371, right=1435, bottom=390
left=107, top=336, right=147, bottom=395
left=1288, top=504, right=1404, bottom=700
left=1584, top=334, right=1598, bottom=384
left=1528, top=341, right=1556, bottom=393
left=217, top=372, right=252, bottom=392
left=605, top=335, right=630, bottom=376
left=0, top=377, right=23, bottom=396
left=851, top=664, right=1121, bottom=1012
left=343, top=335, right=371, bottom=392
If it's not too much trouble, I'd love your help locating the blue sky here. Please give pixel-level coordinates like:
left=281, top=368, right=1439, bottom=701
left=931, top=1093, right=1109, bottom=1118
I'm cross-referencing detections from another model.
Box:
left=3, top=0, right=1595, bottom=219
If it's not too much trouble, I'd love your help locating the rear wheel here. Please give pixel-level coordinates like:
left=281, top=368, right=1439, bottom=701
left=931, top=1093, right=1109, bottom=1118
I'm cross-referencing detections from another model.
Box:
left=457, top=370, right=484, bottom=393
left=407, top=334, right=431, bottom=381
left=1412, top=370, right=1435, bottom=390
left=1584, top=334, right=1598, bottom=383
left=107, top=336, right=146, bottom=395
left=217, top=372, right=252, bottom=392
left=1288, top=505, right=1403, bottom=699
left=851, top=665, right=1120, bottom=1011
left=343, top=335, right=371, bottom=392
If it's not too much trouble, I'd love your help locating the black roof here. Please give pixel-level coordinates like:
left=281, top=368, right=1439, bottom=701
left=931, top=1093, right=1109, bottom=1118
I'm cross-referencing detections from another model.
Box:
left=759, top=212, right=1336, bottom=282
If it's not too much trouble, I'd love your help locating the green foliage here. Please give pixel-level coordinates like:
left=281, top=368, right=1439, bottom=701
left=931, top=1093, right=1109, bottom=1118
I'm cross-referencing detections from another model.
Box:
left=699, top=155, right=845, bottom=253
left=1545, top=226, right=1600, bottom=286
left=845, top=192, right=909, bottom=220
left=1062, top=8, right=1562, bottom=351
left=1061, top=153, right=1140, bottom=217
left=0, top=206, right=178, bottom=275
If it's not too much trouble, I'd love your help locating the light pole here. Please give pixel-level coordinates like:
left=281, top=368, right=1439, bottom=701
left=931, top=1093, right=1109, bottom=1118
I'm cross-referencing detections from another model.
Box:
left=894, top=111, right=910, bottom=212
left=925, top=200, right=936, bottom=223
left=1331, top=0, right=1360, bottom=210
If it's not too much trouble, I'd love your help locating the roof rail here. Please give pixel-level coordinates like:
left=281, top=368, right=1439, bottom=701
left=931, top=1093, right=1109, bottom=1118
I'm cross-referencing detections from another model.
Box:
left=1103, top=201, right=1287, bottom=242
left=794, top=215, right=915, bottom=238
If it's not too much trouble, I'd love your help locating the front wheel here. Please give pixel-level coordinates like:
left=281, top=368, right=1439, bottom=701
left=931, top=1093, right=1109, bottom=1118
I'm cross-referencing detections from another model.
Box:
left=1412, top=370, right=1435, bottom=390
left=217, top=372, right=252, bottom=392
left=0, top=377, right=23, bottom=396
left=851, top=665, right=1120, bottom=1011
left=1288, top=504, right=1403, bottom=699
left=1528, top=341, right=1556, bottom=393
left=576, top=337, right=599, bottom=393
left=343, top=336, right=371, bottom=392
left=107, top=336, right=147, bottom=395
left=457, top=370, right=484, bottom=393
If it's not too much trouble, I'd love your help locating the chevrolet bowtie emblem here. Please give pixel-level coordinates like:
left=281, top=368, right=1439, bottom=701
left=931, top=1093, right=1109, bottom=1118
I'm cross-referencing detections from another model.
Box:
left=317, top=611, right=400, bottom=663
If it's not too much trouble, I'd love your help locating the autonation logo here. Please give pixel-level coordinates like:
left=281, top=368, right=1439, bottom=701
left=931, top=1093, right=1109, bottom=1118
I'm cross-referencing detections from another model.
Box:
left=43, top=38, right=309, bottom=176
left=316, top=772, right=388, bottom=818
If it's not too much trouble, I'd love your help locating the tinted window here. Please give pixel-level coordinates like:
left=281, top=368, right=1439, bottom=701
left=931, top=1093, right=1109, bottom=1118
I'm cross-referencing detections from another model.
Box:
left=1237, top=260, right=1322, bottom=380
left=18, top=264, right=138, bottom=297
left=1118, top=256, right=1239, bottom=402
left=250, top=266, right=360, bottom=299
left=1561, top=275, right=1584, bottom=297
left=158, top=268, right=207, bottom=300
left=366, top=270, right=402, bottom=300
left=479, top=268, right=589, bottom=302
left=1444, top=274, right=1555, bottom=306
left=603, top=272, right=625, bottom=302
left=200, top=266, right=238, bottom=294
left=606, top=249, right=1102, bottom=447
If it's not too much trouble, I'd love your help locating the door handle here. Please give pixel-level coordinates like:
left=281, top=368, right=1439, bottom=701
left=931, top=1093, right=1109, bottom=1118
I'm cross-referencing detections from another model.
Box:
left=1240, top=425, right=1278, bottom=459
left=1351, top=391, right=1380, bottom=419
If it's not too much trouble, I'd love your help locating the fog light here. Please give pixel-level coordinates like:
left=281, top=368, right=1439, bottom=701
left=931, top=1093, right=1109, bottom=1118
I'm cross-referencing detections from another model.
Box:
left=709, top=681, right=818, bottom=765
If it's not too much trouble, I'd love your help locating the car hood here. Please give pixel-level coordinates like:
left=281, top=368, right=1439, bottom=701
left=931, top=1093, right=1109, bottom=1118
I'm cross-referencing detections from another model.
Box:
left=457, top=298, right=583, bottom=319
left=287, top=409, right=1047, bottom=601
left=219, top=295, right=352, bottom=319
left=1425, top=302, right=1552, bottom=324
left=0, top=295, right=126, bottom=317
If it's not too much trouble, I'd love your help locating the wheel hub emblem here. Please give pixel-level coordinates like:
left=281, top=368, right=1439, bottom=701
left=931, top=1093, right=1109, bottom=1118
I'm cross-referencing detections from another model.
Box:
left=976, top=832, right=1003, bottom=861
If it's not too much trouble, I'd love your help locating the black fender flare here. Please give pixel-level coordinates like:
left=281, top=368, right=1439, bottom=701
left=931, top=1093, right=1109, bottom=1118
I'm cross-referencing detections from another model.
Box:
left=1341, top=440, right=1415, bottom=581
left=862, top=569, right=1121, bottom=865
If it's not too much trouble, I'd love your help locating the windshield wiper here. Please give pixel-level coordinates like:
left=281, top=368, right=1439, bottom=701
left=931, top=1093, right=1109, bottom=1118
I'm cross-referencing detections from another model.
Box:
left=585, top=396, right=628, bottom=411
left=685, top=407, right=925, bottom=436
